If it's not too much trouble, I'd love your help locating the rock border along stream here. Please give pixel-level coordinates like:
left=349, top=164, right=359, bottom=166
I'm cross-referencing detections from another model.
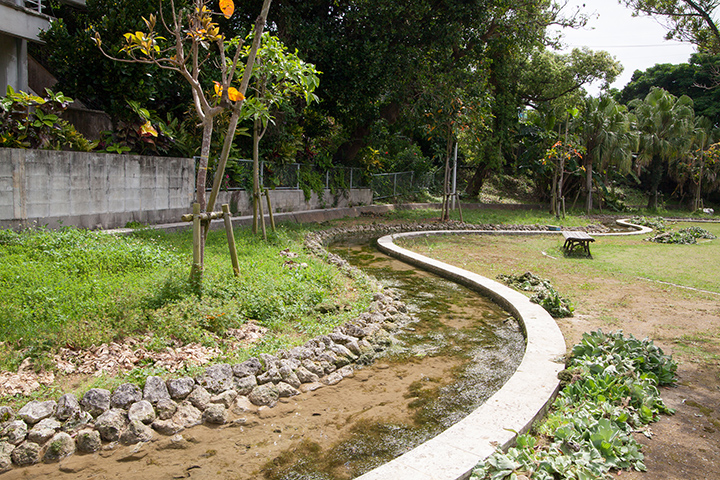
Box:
left=0, top=218, right=650, bottom=477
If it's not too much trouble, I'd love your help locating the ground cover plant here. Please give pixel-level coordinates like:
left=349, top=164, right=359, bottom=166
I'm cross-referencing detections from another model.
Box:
left=497, top=272, right=574, bottom=318
left=471, top=330, right=678, bottom=480
left=0, top=225, right=372, bottom=405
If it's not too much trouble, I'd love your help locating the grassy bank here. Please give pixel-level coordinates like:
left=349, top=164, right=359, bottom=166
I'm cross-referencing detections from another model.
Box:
left=0, top=225, right=373, bottom=402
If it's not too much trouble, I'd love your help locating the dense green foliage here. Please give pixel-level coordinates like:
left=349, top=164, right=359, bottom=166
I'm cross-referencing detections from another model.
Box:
left=0, top=87, right=95, bottom=151
left=497, top=272, right=574, bottom=318
left=472, top=330, right=677, bottom=480
left=0, top=226, right=371, bottom=372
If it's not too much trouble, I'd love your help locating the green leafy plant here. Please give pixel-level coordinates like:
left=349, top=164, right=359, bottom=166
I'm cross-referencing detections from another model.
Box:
left=647, top=226, right=716, bottom=244
left=0, top=86, right=96, bottom=151
left=497, top=272, right=574, bottom=318
left=472, top=330, right=677, bottom=480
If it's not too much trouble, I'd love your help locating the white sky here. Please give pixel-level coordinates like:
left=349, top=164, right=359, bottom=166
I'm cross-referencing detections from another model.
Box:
left=552, top=0, right=697, bottom=95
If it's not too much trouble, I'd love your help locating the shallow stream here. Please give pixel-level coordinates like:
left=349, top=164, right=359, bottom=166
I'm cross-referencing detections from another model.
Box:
left=6, top=238, right=524, bottom=480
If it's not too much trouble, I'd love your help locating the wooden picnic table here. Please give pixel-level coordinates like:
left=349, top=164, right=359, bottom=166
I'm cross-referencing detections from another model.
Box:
left=562, top=231, right=595, bottom=257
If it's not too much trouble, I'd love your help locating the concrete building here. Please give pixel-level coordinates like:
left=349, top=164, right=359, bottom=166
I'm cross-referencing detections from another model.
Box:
left=0, top=0, right=83, bottom=94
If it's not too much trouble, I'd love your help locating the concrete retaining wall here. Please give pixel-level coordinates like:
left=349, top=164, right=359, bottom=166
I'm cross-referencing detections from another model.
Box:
left=0, top=148, right=195, bottom=229
left=0, top=149, right=374, bottom=230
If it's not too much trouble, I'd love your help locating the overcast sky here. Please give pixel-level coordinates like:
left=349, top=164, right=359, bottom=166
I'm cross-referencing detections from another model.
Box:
left=552, top=0, right=697, bottom=95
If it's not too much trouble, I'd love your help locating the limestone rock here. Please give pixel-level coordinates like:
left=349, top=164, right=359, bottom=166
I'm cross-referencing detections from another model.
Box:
left=232, top=358, right=262, bottom=378
left=278, top=366, right=301, bottom=389
left=186, top=386, right=211, bottom=411
left=94, top=409, right=127, bottom=442
left=75, top=429, right=101, bottom=453
left=248, top=384, right=279, bottom=407
left=127, top=400, right=156, bottom=425
left=151, top=419, right=184, bottom=436
left=233, top=375, right=257, bottom=396
left=210, top=390, right=237, bottom=408
left=111, top=383, right=142, bottom=409
left=120, top=420, right=154, bottom=445
left=295, top=366, right=320, bottom=384
left=196, top=364, right=233, bottom=394
left=171, top=402, right=203, bottom=429
left=155, top=399, right=178, bottom=420
left=257, top=367, right=282, bottom=385
left=81, top=389, right=111, bottom=417
left=258, top=353, right=279, bottom=370
left=3, top=420, right=27, bottom=445
left=17, top=401, right=56, bottom=425
left=166, top=377, right=195, bottom=400
left=42, top=432, right=75, bottom=462
left=60, top=410, right=93, bottom=433
left=143, top=376, right=170, bottom=404
left=11, top=441, right=40, bottom=466
left=276, top=382, right=300, bottom=398
left=231, top=396, right=257, bottom=415
left=55, top=394, right=80, bottom=421
left=27, top=418, right=60, bottom=445
left=0, top=441, right=14, bottom=473
left=202, top=404, right=227, bottom=425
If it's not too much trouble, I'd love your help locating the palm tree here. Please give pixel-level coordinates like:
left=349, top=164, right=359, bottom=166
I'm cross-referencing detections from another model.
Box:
left=573, top=96, right=636, bottom=213
left=671, top=116, right=720, bottom=210
left=629, top=87, right=695, bottom=211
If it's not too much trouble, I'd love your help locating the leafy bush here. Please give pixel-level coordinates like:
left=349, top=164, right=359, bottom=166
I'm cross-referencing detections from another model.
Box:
left=471, top=330, right=677, bottom=480
left=647, top=226, right=715, bottom=244
left=0, top=87, right=96, bottom=151
left=629, top=216, right=667, bottom=232
left=497, top=272, right=574, bottom=318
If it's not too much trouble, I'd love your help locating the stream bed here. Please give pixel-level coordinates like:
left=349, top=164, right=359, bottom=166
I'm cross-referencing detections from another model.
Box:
left=5, top=238, right=524, bottom=480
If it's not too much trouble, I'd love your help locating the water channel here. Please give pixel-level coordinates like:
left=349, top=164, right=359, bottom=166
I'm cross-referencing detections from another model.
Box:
left=6, top=237, right=524, bottom=480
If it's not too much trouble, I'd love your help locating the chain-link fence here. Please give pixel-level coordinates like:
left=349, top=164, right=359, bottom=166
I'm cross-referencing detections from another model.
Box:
left=195, top=158, right=369, bottom=191
left=195, top=157, right=472, bottom=200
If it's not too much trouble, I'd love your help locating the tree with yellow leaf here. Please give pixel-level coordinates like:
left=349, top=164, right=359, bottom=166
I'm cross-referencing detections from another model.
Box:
left=94, top=0, right=273, bottom=283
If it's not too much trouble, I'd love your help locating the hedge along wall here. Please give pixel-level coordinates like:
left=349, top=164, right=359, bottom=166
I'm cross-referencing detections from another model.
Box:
left=0, top=149, right=195, bottom=230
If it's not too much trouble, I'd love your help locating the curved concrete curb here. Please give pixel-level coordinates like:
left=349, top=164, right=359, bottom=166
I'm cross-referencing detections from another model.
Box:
left=354, top=231, right=566, bottom=480
left=357, top=219, right=650, bottom=480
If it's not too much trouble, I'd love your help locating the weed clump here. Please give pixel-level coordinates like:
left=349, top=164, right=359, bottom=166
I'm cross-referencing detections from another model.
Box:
left=471, top=330, right=677, bottom=480
left=497, top=272, right=574, bottom=318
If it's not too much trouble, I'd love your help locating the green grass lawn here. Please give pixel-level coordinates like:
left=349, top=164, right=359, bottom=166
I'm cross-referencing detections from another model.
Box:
left=0, top=225, right=373, bottom=377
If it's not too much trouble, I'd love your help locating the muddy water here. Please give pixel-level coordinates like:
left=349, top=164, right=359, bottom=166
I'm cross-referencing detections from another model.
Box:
left=5, top=241, right=524, bottom=480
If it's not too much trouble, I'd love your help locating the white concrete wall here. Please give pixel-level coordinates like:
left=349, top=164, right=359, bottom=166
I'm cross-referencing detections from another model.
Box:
left=0, top=149, right=195, bottom=229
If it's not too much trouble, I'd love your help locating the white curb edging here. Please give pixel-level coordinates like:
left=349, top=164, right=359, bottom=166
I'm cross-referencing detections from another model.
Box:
left=357, top=220, right=650, bottom=480
left=354, top=231, right=566, bottom=480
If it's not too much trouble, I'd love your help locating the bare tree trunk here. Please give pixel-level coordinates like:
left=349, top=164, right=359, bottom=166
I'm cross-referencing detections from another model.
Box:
left=585, top=158, right=593, bottom=214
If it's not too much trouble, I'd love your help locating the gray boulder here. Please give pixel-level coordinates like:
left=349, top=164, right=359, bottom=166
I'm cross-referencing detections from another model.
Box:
left=295, top=366, right=320, bottom=384
left=81, top=388, right=111, bottom=417
left=2, top=420, right=27, bottom=445
left=248, top=384, right=279, bottom=407
left=166, top=377, right=195, bottom=400
left=233, top=375, right=257, bottom=396
left=0, top=441, right=13, bottom=473
left=75, top=429, right=101, bottom=453
left=276, top=382, right=300, bottom=398
left=55, top=394, right=80, bottom=421
left=232, top=358, right=262, bottom=378
left=155, top=399, right=178, bottom=420
left=151, top=419, right=184, bottom=436
left=111, top=383, right=143, bottom=409
left=143, top=376, right=170, bottom=404
left=128, top=400, right=156, bottom=424
left=210, top=390, right=237, bottom=408
left=0, top=407, right=13, bottom=422
left=17, top=401, right=56, bottom=425
left=94, top=409, right=127, bottom=442
left=27, top=418, right=60, bottom=445
left=120, top=420, right=154, bottom=445
left=60, top=410, right=93, bottom=433
left=11, top=441, right=40, bottom=466
left=187, top=386, right=211, bottom=411
left=202, top=404, right=227, bottom=425
left=196, top=364, right=233, bottom=394
left=42, top=432, right=75, bottom=462
left=171, top=402, right=203, bottom=429
left=278, top=366, right=301, bottom=389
